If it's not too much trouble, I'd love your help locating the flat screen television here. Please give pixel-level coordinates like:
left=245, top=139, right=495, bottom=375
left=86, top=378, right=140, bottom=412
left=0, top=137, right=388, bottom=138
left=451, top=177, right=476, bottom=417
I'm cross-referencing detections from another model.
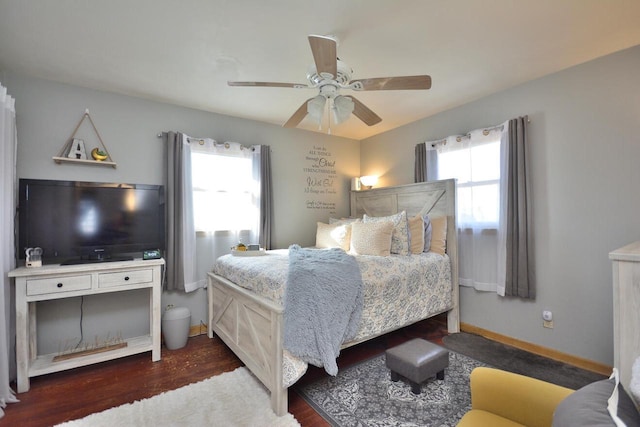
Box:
left=18, top=179, right=165, bottom=265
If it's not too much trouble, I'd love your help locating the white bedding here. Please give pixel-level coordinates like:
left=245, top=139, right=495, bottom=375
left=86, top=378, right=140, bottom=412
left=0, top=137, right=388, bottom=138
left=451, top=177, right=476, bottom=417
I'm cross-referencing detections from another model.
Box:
left=212, top=249, right=452, bottom=386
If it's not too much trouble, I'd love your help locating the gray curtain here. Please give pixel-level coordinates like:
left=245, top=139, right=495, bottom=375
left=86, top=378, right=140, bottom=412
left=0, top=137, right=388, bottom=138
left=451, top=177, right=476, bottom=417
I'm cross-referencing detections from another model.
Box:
left=414, top=142, right=427, bottom=182
left=504, top=116, right=535, bottom=298
left=164, top=131, right=195, bottom=291
left=259, top=145, right=273, bottom=250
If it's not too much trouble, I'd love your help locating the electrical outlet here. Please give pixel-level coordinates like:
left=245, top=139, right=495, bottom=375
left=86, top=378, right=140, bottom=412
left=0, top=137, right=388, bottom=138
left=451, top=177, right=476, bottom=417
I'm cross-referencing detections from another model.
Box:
left=542, top=310, right=553, bottom=328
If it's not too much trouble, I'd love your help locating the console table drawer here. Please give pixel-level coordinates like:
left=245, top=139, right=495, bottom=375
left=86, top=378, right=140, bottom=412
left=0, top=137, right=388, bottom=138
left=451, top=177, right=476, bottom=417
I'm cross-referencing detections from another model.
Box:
left=26, top=275, right=92, bottom=296
left=98, top=269, right=153, bottom=288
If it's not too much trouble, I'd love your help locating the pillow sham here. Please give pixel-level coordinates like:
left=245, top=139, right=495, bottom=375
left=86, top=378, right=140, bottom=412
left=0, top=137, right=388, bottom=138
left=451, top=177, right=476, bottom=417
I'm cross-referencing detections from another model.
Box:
left=408, top=214, right=425, bottom=255
left=428, top=216, right=447, bottom=255
left=315, top=222, right=351, bottom=251
left=423, top=215, right=432, bottom=253
left=363, top=211, right=409, bottom=256
left=328, top=217, right=361, bottom=226
left=349, top=221, right=394, bottom=256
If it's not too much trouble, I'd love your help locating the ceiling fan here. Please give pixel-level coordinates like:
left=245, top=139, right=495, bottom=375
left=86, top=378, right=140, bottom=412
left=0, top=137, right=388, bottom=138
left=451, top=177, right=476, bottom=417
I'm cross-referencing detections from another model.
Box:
left=228, top=35, right=432, bottom=131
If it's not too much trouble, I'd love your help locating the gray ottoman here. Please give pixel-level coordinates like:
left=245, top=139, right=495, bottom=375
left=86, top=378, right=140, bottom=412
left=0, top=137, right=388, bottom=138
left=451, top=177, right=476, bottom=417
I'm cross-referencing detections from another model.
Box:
left=385, top=338, right=449, bottom=394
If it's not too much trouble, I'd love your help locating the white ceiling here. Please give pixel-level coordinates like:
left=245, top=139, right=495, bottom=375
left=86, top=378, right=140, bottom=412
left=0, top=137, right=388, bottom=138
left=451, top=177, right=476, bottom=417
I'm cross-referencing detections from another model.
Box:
left=1, top=0, right=640, bottom=140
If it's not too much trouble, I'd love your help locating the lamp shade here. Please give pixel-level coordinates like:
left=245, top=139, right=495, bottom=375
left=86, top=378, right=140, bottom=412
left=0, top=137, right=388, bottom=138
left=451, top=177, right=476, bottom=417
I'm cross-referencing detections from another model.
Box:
left=332, top=95, right=354, bottom=124
left=359, top=175, right=378, bottom=187
left=307, top=95, right=326, bottom=124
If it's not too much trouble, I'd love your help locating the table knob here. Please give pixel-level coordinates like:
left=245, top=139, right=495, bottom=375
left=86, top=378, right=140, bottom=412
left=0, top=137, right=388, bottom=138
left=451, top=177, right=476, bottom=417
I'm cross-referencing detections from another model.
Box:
left=57, top=283, right=63, bottom=288
left=124, top=276, right=130, bottom=281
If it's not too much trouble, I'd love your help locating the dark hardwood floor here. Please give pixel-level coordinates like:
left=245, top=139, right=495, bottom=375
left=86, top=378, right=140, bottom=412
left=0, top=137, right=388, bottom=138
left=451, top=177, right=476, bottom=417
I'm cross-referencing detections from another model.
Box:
left=4, top=315, right=448, bottom=427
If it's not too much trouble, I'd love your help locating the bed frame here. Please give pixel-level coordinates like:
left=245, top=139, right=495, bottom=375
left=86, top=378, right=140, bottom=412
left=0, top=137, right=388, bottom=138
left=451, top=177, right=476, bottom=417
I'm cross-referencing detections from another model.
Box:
left=207, top=179, right=459, bottom=416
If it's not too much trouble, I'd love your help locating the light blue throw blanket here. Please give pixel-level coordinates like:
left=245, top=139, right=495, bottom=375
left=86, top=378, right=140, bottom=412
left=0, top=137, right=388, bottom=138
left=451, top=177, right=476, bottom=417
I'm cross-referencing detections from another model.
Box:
left=283, top=245, right=363, bottom=376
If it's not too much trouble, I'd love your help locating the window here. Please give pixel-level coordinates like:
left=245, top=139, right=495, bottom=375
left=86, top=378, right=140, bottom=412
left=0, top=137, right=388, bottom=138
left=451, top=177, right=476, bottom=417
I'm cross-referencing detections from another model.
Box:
left=427, top=126, right=505, bottom=293
left=435, top=129, right=502, bottom=228
left=191, top=145, right=258, bottom=233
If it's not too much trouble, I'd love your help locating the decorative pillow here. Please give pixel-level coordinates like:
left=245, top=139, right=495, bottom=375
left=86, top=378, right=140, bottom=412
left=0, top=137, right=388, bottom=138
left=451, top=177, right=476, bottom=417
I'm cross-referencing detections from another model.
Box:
left=349, top=221, right=394, bottom=256
left=408, top=215, right=425, bottom=255
left=552, top=377, right=640, bottom=427
left=423, top=215, right=432, bottom=253
left=363, top=211, right=409, bottom=255
left=329, top=217, right=361, bottom=226
left=315, top=222, right=351, bottom=251
left=428, top=216, right=447, bottom=255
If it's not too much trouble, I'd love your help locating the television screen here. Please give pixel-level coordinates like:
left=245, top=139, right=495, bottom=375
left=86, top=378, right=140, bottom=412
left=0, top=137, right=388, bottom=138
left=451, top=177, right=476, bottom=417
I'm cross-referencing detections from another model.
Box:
left=18, top=179, right=165, bottom=264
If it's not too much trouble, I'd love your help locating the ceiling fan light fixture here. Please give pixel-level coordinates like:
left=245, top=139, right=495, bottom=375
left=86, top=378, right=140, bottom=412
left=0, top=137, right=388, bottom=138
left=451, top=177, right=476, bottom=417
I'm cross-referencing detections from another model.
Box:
left=332, top=95, right=354, bottom=124
left=228, top=34, right=431, bottom=132
left=307, top=95, right=326, bottom=124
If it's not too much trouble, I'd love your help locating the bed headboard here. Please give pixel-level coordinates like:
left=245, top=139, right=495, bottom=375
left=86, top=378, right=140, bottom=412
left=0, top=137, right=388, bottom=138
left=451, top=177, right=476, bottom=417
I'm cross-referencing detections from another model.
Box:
left=350, top=179, right=459, bottom=332
left=350, top=179, right=456, bottom=219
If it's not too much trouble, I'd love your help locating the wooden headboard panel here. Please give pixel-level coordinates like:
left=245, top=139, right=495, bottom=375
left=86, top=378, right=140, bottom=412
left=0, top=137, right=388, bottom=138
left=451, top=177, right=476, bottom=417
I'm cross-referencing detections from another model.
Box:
left=350, top=179, right=455, bottom=219
left=350, top=179, right=459, bottom=332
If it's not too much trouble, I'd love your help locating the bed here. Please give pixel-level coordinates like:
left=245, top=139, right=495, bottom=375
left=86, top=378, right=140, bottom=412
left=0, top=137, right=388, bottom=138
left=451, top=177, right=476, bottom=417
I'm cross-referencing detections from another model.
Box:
left=207, top=179, right=459, bottom=416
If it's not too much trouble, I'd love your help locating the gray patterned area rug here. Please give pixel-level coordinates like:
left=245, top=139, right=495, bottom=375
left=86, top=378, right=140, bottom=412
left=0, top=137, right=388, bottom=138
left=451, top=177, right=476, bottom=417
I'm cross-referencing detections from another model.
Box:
left=298, top=351, right=487, bottom=427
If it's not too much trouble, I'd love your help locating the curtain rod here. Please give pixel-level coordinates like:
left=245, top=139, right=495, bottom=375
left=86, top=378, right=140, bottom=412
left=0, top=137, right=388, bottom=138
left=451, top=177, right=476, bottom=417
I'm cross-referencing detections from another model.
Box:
left=427, top=116, right=530, bottom=147
left=156, top=133, right=213, bottom=144
left=428, top=124, right=503, bottom=148
left=157, top=132, right=256, bottom=151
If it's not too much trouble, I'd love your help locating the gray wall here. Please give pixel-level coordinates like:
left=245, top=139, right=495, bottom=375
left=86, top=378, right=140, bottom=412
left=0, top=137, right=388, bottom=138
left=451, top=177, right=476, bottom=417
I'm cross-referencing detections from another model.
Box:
left=4, top=73, right=360, bottom=354
left=361, top=45, right=640, bottom=366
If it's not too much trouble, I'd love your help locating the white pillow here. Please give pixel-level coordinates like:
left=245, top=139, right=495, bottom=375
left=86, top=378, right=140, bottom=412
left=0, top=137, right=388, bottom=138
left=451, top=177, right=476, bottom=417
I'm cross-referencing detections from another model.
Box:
left=428, top=215, right=447, bottom=255
left=408, top=214, right=425, bottom=255
left=315, top=222, right=351, bottom=251
left=329, top=217, right=361, bottom=226
left=363, top=211, right=409, bottom=255
left=349, top=221, right=394, bottom=256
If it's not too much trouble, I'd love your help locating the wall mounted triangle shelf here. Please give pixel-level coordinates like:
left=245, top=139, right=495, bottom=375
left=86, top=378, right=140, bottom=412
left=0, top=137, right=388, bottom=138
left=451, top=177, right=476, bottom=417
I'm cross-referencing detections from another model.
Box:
left=53, top=109, right=116, bottom=168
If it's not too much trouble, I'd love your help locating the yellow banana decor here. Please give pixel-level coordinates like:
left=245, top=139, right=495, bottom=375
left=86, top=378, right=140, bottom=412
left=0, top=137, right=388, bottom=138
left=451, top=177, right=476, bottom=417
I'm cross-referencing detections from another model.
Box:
left=91, top=147, right=109, bottom=161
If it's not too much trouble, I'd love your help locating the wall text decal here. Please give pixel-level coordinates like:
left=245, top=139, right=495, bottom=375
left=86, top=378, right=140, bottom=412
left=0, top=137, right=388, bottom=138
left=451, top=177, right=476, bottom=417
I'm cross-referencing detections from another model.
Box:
left=304, top=145, right=337, bottom=214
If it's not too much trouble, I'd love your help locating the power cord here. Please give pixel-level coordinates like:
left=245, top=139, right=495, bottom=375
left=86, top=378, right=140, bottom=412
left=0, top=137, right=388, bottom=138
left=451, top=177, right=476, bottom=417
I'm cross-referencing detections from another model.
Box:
left=75, top=296, right=84, bottom=349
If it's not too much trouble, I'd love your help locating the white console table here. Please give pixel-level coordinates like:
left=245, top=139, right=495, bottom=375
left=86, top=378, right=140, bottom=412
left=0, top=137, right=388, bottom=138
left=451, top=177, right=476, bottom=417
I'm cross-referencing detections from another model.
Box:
left=9, top=258, right=164, bottom=393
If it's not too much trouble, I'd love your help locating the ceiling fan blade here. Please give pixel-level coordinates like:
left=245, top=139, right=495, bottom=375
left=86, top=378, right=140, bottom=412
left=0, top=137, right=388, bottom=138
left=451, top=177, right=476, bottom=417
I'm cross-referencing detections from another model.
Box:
left=350, top=75, right=432, bottom=91
left=348, top=96, right=382, bottom=126
left=228, top=81, right=306, bottom=88
left=283, top=98, right=314, bottom=128
left=308, top=35, right=337, bottom=79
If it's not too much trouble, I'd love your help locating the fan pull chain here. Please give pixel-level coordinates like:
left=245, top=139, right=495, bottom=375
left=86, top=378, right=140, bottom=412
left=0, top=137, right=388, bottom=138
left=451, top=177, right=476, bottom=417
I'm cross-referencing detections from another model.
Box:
left=327, top=98, right=332, bottom=135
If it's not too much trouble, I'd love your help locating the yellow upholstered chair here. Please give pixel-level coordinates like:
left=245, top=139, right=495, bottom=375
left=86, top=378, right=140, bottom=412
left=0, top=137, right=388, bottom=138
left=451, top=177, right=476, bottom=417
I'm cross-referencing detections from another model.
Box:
left=457, top=367, right=574, bottom=427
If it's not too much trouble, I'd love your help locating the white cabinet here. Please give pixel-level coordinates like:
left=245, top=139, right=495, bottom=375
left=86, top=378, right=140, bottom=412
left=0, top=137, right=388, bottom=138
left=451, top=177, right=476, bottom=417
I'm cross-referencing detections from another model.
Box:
left=9, top=258, right=164, bottom=392
left=609, top=242, right=640, bottom=391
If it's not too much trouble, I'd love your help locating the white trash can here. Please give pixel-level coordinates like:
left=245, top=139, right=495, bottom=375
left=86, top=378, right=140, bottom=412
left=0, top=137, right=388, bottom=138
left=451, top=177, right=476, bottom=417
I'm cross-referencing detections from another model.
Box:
left=162, top=306, right=191, bottom=350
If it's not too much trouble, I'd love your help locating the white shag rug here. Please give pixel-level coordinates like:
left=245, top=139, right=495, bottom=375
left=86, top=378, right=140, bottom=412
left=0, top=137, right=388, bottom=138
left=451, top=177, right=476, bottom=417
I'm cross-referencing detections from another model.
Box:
left=56, top=367, right=300, bottom=427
